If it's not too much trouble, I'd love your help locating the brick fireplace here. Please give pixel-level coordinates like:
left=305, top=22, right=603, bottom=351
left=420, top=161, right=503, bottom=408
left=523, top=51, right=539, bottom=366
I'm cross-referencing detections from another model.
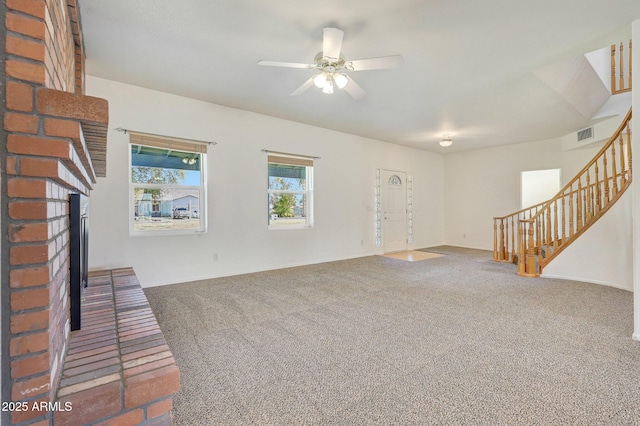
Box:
left=2, top=1, right=178, bottom=425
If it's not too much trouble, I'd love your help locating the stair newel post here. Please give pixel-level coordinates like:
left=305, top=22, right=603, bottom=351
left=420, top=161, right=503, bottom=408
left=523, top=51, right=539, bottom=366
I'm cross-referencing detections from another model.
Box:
left=530, top=220, right=538, bottom=275
left=518, top=219, right=537, bottom=276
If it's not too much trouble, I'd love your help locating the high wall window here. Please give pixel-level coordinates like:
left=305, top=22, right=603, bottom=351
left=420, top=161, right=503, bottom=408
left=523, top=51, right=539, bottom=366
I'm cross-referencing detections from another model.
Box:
left=129, top=132, right=207, bottom=235
left=267, top=153, right=314, bottom=228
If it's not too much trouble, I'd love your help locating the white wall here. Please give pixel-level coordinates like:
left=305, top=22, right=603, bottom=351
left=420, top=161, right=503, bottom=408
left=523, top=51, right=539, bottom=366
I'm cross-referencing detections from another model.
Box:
left=632, top=19, right=640, bottom=340
left=86, top=76, right=445, bottom=287
left=520, top=168, right=561, bottom=208
left=542, top=189, right=633, bottom=290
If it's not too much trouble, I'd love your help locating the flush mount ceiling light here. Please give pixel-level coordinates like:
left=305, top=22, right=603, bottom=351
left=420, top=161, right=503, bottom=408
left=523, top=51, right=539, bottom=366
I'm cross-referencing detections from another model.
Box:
left=439, top=135, right=453, bottom=147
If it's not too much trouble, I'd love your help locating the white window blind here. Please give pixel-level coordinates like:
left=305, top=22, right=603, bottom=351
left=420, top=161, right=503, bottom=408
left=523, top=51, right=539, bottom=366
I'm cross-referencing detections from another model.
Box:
left=128, top=131, right=208, bottom=154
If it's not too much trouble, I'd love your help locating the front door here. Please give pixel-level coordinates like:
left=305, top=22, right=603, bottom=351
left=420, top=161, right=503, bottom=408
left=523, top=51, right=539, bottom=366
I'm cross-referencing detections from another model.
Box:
left=382, top=170, right=407, bottom=253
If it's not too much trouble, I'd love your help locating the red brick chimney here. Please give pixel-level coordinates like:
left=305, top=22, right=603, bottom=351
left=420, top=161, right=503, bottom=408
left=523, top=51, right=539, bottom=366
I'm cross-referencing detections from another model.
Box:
left=2, top=1, right=108, bottom=424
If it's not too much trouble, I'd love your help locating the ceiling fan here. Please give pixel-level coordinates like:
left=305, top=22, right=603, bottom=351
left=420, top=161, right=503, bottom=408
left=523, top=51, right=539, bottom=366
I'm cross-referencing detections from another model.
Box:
left=258, top=27, right=403, bottom=99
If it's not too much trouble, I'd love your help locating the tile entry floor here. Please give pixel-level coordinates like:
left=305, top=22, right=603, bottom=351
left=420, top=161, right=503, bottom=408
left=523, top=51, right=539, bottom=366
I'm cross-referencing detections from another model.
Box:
left=381, top=250, right=445, bottom=261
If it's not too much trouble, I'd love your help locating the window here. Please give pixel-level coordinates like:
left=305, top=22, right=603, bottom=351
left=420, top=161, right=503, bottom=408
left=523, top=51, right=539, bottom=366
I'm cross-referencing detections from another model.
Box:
left=129, top=132, right=207, bottom=235
left=267, top=154, right=313, bottom=228
left=388, top=174, right=402, bottom=185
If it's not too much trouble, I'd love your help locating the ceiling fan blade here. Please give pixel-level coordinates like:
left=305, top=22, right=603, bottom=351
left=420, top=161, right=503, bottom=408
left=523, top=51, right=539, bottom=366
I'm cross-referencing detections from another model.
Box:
left=289, top=77, right=315, bottom=96
left=347, top=55, right=404, bottom=71
left=322, top=27, right=344, bottom=60
left=258, top=60, right=314, bottom=69
left=343, top=76, right=366, bottom=99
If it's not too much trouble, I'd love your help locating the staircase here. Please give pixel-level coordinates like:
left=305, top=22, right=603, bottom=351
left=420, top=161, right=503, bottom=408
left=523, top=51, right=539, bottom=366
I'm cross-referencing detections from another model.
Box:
left=493, top=107, right=632, bottom=276
left=493, top=40, right=633, bottom=277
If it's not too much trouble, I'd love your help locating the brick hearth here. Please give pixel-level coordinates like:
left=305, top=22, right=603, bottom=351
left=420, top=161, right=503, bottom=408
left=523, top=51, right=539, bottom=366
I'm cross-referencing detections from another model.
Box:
left=54, top=268, right=180, bottom=425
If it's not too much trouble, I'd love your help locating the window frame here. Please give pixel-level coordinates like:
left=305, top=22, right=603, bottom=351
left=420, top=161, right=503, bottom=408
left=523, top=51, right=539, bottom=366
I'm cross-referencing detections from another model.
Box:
left=267, top=154, right=314, bottom=230
left=129, top=136, right=208, bottom=237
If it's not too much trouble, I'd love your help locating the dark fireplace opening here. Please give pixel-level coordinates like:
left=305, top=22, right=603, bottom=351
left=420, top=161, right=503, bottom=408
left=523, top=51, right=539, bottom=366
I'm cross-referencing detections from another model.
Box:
left=69, top=193, right=89, bottom=331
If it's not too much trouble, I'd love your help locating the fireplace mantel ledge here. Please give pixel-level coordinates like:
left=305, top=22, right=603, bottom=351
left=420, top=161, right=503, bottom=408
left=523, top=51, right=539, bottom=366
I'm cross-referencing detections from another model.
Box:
left=36, top=88, right=109, bottom=179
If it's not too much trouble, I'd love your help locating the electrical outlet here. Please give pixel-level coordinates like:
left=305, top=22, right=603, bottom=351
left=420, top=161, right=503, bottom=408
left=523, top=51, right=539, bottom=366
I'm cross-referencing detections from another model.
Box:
left=213, top=253, right=218, bottom=261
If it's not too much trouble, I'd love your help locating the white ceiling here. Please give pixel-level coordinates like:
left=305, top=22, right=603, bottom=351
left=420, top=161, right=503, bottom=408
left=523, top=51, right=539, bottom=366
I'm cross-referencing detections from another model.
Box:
left=78, top=0, right=640, bottom=153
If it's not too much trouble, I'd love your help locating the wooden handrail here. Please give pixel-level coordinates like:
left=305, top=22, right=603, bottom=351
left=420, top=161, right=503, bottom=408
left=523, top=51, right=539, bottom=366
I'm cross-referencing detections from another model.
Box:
left=612, top=40, right=632, bottom=94
left=515, top=108, right=632, bottom=276
left=492, top=200, right=549, bottom=222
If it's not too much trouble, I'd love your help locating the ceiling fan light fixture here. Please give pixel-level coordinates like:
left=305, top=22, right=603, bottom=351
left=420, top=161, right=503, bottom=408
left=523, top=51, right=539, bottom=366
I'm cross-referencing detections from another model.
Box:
left=313, top=73, right=327, bottom=88
left=259, top=27, right=402, bottom=98
left=439, top=137, right=453, bottom=147
left=334, top=73, right=348, bottom=89
left=322, top=79, right=334, bottom=94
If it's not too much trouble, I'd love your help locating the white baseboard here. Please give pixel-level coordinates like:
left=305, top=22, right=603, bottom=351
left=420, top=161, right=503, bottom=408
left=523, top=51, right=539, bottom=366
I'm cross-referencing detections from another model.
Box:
left=143, top=251, right=382, bottom=288
left=540, top=273, right=633, bottom=292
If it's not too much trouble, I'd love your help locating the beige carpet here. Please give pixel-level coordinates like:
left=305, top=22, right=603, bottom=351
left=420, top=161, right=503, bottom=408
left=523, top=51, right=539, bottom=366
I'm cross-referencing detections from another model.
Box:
left=145, top=246, right=640, bottom=425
